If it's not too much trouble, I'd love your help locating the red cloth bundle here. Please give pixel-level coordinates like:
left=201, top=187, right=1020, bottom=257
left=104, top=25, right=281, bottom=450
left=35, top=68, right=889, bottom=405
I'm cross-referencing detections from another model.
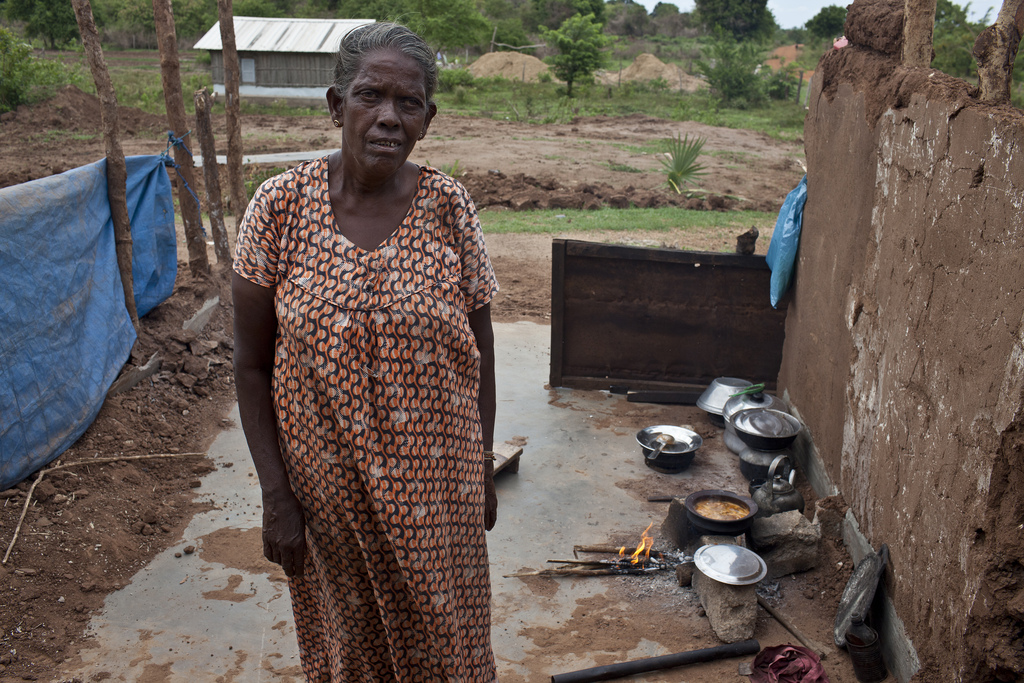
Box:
left=749, top=644, right=830, bottom=683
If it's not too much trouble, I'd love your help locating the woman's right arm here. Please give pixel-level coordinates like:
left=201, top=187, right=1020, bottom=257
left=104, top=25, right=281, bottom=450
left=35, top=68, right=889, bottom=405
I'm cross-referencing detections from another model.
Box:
left=232, top=272, right=306, bottom=578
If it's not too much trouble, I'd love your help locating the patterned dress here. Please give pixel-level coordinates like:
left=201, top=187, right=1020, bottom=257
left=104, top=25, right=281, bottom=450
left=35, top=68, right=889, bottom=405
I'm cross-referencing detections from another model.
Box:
left=233, top=158, right=499, bottom=682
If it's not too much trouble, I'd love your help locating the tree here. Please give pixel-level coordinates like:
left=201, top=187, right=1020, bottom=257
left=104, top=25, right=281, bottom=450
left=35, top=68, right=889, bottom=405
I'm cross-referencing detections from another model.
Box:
left=401, top=0, right=491, bottom=49
left=694, top=0, right=775, bottom=41
left=651, top=2, right=679, bottom=18
left=5, top=0, right=80, bottom=48
left=652, top=3, right=693, bottom=38
left=542, top=12, right=608, bottom=96
left=931, top=0, right=987, bottom=78
left=695, top=33, right=768, bottom=107
left=605, top=1, right=652, bottom=37
left=530, top=0, right=604, bottom=31
left=804, top=5, right=846, bottom=39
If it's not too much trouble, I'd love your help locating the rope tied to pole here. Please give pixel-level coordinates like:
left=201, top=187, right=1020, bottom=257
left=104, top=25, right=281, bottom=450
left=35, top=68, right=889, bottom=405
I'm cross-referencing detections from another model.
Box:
left=160, top=130, right=206, bottom=236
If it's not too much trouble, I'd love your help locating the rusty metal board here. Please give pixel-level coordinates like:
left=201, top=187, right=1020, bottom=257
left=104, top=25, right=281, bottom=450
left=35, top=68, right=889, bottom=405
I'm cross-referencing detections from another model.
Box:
left=550, top=239, right=788, bottom=391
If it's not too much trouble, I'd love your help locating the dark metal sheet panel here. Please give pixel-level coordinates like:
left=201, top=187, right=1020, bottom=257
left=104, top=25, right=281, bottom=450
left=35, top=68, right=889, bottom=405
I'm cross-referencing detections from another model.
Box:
left=551, top=239, right=787, bottom=390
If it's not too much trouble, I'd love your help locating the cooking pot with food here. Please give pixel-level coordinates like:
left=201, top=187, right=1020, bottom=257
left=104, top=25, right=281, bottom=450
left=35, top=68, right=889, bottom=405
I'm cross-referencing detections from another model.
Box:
left=683, top=489, right=758, bottom=535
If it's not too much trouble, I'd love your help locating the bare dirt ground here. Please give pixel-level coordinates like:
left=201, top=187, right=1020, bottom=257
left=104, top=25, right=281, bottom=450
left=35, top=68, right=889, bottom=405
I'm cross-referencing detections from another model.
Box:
left=0, top=88, right=846, bottom=683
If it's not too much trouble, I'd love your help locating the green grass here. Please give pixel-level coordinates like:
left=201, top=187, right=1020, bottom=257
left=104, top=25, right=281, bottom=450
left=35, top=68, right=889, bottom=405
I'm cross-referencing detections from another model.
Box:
left=478, top=207, right=775, bottom=237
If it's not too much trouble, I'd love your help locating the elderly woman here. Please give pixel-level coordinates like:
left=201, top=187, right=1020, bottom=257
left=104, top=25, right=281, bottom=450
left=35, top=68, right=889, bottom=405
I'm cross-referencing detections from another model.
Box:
left=232, top=22, right=499, bottom=682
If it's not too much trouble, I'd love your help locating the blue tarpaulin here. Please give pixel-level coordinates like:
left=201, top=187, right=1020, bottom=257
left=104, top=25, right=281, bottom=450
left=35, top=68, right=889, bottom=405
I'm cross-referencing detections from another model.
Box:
left=0, top=155, right=177, bottom=490
left=766, top=175, right=808, bottom=309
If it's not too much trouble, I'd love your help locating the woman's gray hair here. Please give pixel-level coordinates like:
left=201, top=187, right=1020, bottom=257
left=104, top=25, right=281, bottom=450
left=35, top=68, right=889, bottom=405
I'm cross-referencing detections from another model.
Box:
left=332, top=22, right=438, bottom=102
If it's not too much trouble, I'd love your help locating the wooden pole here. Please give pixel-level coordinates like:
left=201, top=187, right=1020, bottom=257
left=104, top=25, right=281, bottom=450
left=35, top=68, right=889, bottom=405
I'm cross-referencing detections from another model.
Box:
left=70, top=0, right=138, bottom=329
left=217, top=0, right=247, bottom=229
left=153, top=0, right=209, bottom=277
left=902, top=0, right=938, bottom=68
left=973, top=0, right=1024, bottom=104
left=757, top=596, right=830, bottom=660
left=193, top=88, right=231, bottom=264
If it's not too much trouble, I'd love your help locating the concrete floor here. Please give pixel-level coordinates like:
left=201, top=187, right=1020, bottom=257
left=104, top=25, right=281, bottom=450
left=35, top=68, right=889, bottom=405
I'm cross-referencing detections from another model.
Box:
left=60, top=322, right=853, bottom=682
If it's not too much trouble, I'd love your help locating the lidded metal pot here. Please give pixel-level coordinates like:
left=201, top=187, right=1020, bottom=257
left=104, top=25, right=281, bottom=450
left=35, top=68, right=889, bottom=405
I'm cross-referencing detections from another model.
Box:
left=722, top=387, right=788, bottom=455
left=749, top=455, right=805, bottom=518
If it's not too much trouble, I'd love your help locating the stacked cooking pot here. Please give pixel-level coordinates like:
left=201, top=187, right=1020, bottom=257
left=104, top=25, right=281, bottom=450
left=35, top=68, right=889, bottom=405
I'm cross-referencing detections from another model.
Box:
left=697, top=379, right=803, bottom=481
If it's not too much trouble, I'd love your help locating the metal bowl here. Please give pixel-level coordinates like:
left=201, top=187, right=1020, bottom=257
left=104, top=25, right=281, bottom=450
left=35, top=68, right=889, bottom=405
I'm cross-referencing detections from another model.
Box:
left=733, top=408, right=802, bottom=451
left=684, top=489, right=758, bottom=535
left=696, top=378, right=753, bottom=426
left=636, top=425, right=702, bottom=473
left=693, top=544, right=768, bottom=586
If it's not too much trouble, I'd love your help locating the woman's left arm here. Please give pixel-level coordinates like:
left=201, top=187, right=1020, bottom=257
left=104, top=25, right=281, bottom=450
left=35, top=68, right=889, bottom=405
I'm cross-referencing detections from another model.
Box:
left=468, top=303, right=497, bottom=531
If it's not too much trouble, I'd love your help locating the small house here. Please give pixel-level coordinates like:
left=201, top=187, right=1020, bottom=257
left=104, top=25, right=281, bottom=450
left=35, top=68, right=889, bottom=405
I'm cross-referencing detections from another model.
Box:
left=193, top=17, right=374, bottom=104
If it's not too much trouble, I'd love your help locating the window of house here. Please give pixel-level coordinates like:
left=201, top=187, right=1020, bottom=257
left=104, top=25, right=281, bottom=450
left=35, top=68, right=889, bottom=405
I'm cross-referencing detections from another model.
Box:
left=241, top=58, right=256, bottom=84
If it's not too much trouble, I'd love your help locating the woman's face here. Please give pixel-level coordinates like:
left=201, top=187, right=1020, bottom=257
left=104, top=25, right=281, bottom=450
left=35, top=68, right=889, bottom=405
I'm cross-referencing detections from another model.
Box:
left=328, top=48, right=436, bottom=182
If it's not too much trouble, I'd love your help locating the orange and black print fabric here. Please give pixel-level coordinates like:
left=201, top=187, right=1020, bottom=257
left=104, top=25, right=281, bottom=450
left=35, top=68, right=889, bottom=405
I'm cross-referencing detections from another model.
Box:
left=234, top=158, right=498, bottom=682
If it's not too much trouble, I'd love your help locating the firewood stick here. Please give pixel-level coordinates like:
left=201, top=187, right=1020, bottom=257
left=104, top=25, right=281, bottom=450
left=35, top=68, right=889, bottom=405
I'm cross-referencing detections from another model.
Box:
left=548, top=558, right=669, bottom=570
left=574, top=544, right=627, bottom=555
left=505, top=566, right=663, bottom=578
left=757, top=595, right=829, bottom=660
left=573, top=544, right=669, bottom=561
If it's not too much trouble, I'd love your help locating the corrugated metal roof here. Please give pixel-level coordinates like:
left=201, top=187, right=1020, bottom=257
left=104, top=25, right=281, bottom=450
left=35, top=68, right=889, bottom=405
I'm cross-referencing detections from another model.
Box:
left=193, top=17, right=374, bottom=54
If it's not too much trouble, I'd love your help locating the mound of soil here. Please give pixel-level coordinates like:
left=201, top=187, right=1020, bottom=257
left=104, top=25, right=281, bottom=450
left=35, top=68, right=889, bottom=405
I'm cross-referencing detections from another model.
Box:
left=598, top=53, right=706, bottom=93
left=0, top=85, right=168, bottom=187
left=6, top=84, right=166, bottom=136
left=460, top=168, right=739, bottom=212
left=469, top=51, right=552, bottom=82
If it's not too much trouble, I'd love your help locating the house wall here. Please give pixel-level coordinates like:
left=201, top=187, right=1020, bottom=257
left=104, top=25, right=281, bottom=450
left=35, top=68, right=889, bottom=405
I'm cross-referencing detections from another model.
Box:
left=208, top=51, right=335, bottom=89
left=778, top=1, right=1024, bottom=679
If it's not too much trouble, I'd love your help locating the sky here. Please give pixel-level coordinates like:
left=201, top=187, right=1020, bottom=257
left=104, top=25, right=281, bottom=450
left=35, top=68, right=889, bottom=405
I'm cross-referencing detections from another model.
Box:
left=629, top=1, right=998, bottom=31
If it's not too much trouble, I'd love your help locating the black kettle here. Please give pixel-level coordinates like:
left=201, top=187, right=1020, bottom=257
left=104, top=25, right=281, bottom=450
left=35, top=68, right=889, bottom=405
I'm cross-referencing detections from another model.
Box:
left=749, top=455, right=805, bottom=518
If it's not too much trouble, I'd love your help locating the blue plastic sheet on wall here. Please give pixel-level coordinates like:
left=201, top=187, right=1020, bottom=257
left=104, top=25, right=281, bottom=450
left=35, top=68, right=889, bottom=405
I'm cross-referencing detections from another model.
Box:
left=0, top=155, right=177, bottom=490
left=766, top=175, right=808, bottom=309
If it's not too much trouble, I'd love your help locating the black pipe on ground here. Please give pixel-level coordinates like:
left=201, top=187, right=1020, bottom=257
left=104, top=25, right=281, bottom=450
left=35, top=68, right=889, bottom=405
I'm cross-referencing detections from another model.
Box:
left=550, top=639, right=761, bottom=683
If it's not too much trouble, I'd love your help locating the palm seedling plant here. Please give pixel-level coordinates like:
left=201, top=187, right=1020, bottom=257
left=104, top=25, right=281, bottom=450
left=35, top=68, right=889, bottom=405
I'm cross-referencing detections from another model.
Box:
left=660, top=134, right=707, bottom=195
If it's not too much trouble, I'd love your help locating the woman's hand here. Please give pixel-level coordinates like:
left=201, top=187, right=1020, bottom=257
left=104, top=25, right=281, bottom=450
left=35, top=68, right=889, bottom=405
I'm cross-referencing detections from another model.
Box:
left=262, top=488, right=307, bottom=578
left=484, top=459, right=497, bottom=531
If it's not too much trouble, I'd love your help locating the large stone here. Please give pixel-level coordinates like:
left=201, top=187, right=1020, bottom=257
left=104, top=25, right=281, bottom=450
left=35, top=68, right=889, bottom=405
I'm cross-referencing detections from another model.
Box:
left=750, top=510, right=821, bottom=579
left=660, top=497, right=689, bottom=550
left=692, top=569, right=757, bottom=643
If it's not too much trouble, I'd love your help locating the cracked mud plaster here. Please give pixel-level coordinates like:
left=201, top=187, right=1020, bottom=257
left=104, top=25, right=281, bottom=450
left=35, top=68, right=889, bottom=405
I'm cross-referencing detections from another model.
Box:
left=782, top=25, right=1024, bottom=678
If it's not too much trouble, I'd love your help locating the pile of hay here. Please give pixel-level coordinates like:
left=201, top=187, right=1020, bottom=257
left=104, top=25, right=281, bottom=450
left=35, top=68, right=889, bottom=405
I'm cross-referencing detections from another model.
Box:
left=468, top=52, right=552, bottom=83
left=599, top=53, right=706, bottom=93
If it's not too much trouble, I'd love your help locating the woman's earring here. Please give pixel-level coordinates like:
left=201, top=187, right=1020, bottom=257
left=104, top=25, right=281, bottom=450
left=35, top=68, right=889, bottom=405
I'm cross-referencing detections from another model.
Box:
left=333, top=119, right=342, bottom=127
left=418, top=131, right=425, bottom=140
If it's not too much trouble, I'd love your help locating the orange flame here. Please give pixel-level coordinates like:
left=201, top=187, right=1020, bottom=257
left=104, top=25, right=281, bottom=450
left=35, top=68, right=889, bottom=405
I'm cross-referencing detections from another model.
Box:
left=619, top=522, right=655, bottom=565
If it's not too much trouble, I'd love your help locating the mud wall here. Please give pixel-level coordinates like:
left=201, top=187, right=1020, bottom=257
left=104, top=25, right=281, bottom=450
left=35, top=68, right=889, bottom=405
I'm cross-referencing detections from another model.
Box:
left=777, top=2, right=1024, bottom=679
